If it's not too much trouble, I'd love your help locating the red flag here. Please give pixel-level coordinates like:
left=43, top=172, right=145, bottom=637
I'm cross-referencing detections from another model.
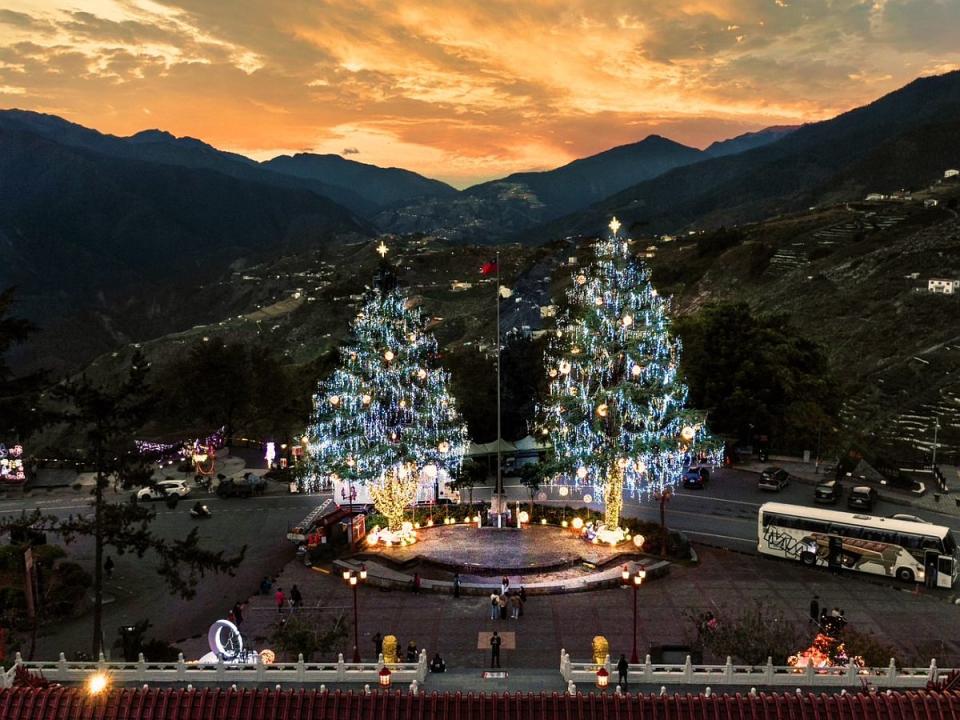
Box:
left=480, top=260, right=499, bottom=276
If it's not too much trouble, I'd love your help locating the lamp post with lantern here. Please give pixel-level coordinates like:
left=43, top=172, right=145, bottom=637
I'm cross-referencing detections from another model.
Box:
left=621, top=564, right=646, bottom=664
left=342, top=565, right=367, bottom=662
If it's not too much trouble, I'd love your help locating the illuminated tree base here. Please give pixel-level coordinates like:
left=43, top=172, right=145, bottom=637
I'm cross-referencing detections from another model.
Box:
left=366, top=522, right=418, bottom=546
left=579, top=522, right=630, bottom=546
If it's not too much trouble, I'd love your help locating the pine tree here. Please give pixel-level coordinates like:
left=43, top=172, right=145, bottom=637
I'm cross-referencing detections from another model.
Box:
left=539, top=218, right=719, bottom=533
left=304, top=245, right=468, bottom=533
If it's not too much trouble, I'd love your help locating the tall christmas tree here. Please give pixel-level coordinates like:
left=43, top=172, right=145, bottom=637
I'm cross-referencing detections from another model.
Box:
left=304, top=241, right=468, bottom=534
left=539, top=218, right=720, bottom=534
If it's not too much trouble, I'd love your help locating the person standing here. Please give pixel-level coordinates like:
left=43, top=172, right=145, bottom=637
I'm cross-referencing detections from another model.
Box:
left=809, top=596, right=819, bottom=624
left=413, top=573, right=422, bottom=594
left=453, top=573, right=461, bottom=598
left=510, top=593, right=520, bottom=620
left=104, top=556, right=114, bottom=580
left=617, top=654, right=629, bottom=689
left=275, top=587, right=285, bottom=613
left=232, top=601, right=244, bottom=625
left=490, top=631, right=502, bottom=668
left=373, top=632, right=383, bottom=658
left=498, top=594, right=508, bottom=620
left=519, top=586, right=527, bottom=616
left=291, top=584, right=303, bottom=609
left=490, top=594, right=499, bottom=620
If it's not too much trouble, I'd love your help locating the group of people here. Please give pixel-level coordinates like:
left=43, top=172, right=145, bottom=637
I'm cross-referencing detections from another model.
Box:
left=372, top=632, right=427, bottom=664
left=489, top=577, right=527, bottom=620
left=227, top=601, right=245, bottom=626
left=273, top=584, right=304, bottom=612
left=810, top=596, right=847, bottom=637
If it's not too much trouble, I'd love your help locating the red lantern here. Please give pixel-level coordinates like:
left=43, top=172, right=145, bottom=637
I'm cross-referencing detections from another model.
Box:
left=378, top=666, right=392, bottom=687
left=596, top=667, right=609, bottom=688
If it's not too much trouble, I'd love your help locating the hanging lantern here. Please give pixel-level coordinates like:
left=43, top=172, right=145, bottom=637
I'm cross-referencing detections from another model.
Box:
left=548, top=368, right=558, bottom=378
left=576, top=274, right=587, bottom=285
left=596, top=403, right=609, bottom=417
left=330, top=395, right=340, bottom=406
left=409, top=333, right=417, bottom=342
left=681, top=426, right=695, bottom=442
left=635, top=461, right=646, bottom=474
left=594, top=297, right=603, bottom=306
left=633, top=534, right=645, bottom=549
left=384, top=350, right=395, bottom=362
left=576, top=466, right=587, bottom=479
left=631, top=365, right=642, bottom=377
left=362, top=394, right=372, bottom=405
left=417, top=368, right=427, bottom=379
left=559, top=360, right=571, bottom=375
left=379, top=666, right=392, bottom=687
left=571, top=346, right=580, bottom=355
left=399, top=399, right=407, bottom=409
left=622, top=314, right=634, bottom=327
left=438, top=441, right=450, bottom=453
left=556, top=330, right=562, bottom=337
left=346, top=457, right=355, bottom=467
left=596, top=667, right=610, bottom=688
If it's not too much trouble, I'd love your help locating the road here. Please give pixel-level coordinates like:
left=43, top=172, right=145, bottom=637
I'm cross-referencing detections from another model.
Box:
left=0, top=487, right=321, bottom=659
left=4, top=468, right=959, bottom=660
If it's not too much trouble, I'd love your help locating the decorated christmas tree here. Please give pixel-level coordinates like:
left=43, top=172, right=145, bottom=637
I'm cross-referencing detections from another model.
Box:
left=303, top=242, right=468, bottom=536
left=539, top=218, right=720, bottom=536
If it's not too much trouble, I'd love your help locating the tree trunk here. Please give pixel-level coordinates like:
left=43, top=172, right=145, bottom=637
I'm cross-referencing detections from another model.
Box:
left=603, top=462, right=624, bottom=529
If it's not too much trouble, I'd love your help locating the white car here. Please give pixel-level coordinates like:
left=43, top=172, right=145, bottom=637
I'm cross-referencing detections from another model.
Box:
left=136, top=480, right=191, bottom=501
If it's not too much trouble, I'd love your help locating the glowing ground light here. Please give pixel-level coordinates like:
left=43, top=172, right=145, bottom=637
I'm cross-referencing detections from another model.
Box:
left=86, top=672, right=109, bottom=695
left=572, top=517, right=584, bottom=530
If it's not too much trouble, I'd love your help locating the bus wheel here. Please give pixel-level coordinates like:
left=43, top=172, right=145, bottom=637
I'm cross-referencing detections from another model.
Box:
left=800, top=551, right=817, bottom=567
left=895, top=567, right=915, bottom=583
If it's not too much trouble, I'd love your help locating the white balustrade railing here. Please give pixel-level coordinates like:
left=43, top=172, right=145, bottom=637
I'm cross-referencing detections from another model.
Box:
left=1, top=650, right=428, bottom=689
left=559, top=651, right=944, bottom=689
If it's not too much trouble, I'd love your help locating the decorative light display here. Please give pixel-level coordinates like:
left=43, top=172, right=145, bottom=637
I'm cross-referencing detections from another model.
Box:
left=303, top=252, right=468, bottom=531
left=788, top=633, right=864, bottom=670
left=0, top=444, right=25, bottom=483
left=539, top=217, right=721, bottom=531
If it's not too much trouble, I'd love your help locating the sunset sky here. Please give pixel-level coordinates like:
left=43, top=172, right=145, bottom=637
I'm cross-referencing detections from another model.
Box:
left=1, top=1, right=958, bottom=187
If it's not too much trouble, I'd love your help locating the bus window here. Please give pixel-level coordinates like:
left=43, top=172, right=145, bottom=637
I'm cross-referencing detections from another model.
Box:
left=922, top=537, right=941, bottom=552
left=942, top=533, right=956, bottom=555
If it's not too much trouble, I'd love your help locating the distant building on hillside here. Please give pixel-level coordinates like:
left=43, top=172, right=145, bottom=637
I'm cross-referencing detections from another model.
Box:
left=945, top=169, right=959, bottom=179
left=928, top=278, right=960, bottom=295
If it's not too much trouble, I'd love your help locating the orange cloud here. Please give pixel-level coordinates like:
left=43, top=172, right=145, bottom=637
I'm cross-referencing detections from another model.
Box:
left=1, top=0, right=958, bottom=186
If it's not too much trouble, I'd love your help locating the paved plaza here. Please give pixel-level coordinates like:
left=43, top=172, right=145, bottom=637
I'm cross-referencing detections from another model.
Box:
left=179, top=545, right=960, bottom=670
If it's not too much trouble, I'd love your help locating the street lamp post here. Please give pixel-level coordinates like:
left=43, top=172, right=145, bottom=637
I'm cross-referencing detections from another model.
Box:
left=342, top=565, right=367, bottom=662
left=621, top=564, right=646, bottom=664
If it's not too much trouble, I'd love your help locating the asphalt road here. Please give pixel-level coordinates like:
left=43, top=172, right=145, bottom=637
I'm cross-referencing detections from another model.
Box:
left=0, top=487, right=322, bottom=659
left=4, top=468, right=959, bottom=660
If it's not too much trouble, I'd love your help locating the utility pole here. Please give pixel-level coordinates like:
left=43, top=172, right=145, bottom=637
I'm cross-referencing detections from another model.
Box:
left=495, top=250, right=503, bottom=525
left=932, top=415, right=940, bottom=468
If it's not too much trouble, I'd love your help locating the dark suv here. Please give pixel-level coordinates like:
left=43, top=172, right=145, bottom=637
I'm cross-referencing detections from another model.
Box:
left=814, top=479, right=843, bottom=504
left=847, top=486, right=877, bottom=511
left=758, top=467, right=789, bottom=491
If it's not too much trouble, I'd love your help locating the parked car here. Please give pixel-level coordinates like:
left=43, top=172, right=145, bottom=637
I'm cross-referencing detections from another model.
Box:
left=682, top=465, right=710, bottom=489
left=136, top=480, right=191, bottom=501
left=889, top=513, right=930, bottom=524
left=814, top=479, right=843, bottom=504
left=757, top=467, right=789, bottom=491
left=216, top=474, right=266, bottom=499
left=847, top=486, right=877, bottom=511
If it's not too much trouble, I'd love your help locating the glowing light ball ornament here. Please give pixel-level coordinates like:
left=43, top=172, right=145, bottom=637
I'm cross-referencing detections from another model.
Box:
left=537, top=216, right=721, bottom=531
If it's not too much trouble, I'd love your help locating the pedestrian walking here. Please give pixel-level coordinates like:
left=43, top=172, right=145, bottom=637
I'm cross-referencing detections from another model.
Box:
left=490, top=594, right=499, bottom=620
left=500, top=576, right=510, bottom=596
left=373, top=632, right=383, bottom=658
left=519, top=586, right=526, bottom=616
left=498, top=594, right=508, bottom=620
left=617, top=654, right=629, bottom=688
left=453, top=572, right=461, bottom=598
left=260, top=576, right=272, bottom=595
left=290, top=584, right=303, bottom=609
left=490, top=631, right=502, bottom=668
left=232, top=601, right=244, bottom=625
left=809, top=596, right=819, bottom=624
left=510, top=593, right=521, bottom=620
left=104, top=556, right=114, bottom=579
left=275, top=587, right=285, bottom=613
left=413, top=573, right=422, bottom=594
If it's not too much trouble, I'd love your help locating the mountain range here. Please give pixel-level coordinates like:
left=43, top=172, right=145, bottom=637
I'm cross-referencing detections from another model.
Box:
left=2, top=69, right=960, bottom=372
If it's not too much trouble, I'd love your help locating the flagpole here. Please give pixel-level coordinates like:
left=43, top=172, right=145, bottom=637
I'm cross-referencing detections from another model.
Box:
left=495, top=250, right=503, bottom=524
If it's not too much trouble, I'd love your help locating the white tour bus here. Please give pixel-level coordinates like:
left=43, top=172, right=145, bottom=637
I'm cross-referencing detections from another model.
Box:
left=758, top=502, right=958, bottom=588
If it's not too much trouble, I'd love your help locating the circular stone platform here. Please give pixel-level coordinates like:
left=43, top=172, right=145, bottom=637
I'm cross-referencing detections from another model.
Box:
left=360, top=524, right=639, bottom=576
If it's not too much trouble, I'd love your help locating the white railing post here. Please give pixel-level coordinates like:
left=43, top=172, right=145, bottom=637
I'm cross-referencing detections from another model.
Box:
left=57, top=653, right=68, bottom=680
left=723, top=657, right=733, bottom=684
left=927, top=659, right=938, bottom=684
left=378, top=652, right=384, bottom=670
left=846, top=660, right=859, bottom=685
left=683, top=655, right=693, bottom=684
left=884, top=658, right=898, bottom=688
left=176, top=653, right=186, bottom=682
left=560, top=649, right=567, bottom=681
left=336, top=653, right=345, bottom=682
left=136, top=653, right=146, bottom=683
left=98, top=652, right=106, bottom=670
left=418, top=649, right=427, bottom=682
left=764, top=657, right=775, bottom=684
left=297, top=654, right=306, bottom=683
left=215, top=657, right=225, bottom=683
left=643, top=654, right=653, bottom=683
left=256, top=658, right=266, bottom=683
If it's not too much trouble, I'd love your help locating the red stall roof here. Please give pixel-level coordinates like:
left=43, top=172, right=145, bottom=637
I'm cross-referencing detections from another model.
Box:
left=1, top=687, right=959, bottom=720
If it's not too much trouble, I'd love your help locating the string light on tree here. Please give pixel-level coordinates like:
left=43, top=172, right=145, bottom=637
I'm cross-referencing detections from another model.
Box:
left=303, top=244, right=468, bottom=538
left=538, top=218, right=721, bottom=535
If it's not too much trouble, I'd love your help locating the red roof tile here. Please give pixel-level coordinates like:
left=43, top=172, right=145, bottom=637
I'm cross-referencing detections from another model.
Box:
left=1, top=688, right=958, bottom=720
